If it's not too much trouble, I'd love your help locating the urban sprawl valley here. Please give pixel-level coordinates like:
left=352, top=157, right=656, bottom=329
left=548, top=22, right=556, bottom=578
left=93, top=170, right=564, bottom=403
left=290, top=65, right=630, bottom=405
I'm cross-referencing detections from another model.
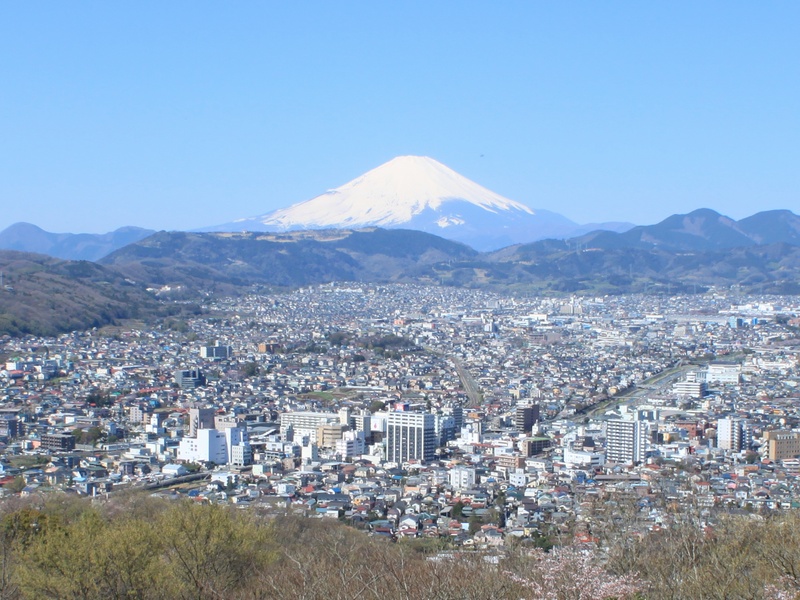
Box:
left=3, top=284, right=800, bottom=598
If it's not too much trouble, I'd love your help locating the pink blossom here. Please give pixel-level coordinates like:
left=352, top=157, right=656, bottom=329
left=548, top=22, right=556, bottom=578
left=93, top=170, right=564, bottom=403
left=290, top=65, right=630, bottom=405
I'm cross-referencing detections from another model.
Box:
left=507, top=546, right=641, bottom=600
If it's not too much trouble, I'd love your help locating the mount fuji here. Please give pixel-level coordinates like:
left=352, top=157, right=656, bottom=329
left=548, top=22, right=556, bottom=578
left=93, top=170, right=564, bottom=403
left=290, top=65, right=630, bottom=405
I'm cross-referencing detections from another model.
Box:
left=206, top=156, right=632, bottom=250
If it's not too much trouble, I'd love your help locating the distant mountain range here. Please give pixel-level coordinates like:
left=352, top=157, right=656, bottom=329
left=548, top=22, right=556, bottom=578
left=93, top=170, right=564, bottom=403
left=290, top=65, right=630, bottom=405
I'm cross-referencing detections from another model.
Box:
left=573, top=208, right=800, bottom=251
left=99, top=208, right=800, bottom=296
left=203, top=155, right=634, bottom=250
left=3, top=207, right=800, bottom=336
left=0, top=222, right=155, bottom=261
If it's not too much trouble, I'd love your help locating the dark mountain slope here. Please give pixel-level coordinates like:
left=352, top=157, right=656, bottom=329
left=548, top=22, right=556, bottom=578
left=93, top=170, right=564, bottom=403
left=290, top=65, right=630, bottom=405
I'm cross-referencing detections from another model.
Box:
left=99, top=229, right=479, bottom=290
left=0, top=250, right=162, bottom=336
left=737, top=210, right=800, bottom=245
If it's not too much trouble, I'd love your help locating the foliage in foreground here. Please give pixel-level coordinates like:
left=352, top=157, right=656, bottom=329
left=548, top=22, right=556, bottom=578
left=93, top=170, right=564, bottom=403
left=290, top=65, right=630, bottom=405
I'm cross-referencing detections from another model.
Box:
left=0, top=493, right=798, bottom=599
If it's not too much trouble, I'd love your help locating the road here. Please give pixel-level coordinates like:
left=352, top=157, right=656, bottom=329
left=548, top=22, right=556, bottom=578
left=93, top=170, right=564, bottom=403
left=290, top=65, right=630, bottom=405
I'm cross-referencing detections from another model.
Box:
left=452, top=357, right=483, bottom=408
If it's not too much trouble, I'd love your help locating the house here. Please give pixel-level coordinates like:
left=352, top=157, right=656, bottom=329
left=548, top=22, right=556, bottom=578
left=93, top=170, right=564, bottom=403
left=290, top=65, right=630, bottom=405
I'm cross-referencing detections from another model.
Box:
left=162, top=464, right=188, bottom=477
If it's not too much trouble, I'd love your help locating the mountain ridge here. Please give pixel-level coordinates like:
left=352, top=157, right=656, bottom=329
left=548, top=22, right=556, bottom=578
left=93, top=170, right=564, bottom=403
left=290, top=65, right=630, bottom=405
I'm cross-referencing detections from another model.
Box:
left=4, top=208, right=800, bottom=336
left=574, top=208, right=800, bottom=252
left=0, top=222, right=156, bottom=261
left=100, top=209, right=800, bottom=298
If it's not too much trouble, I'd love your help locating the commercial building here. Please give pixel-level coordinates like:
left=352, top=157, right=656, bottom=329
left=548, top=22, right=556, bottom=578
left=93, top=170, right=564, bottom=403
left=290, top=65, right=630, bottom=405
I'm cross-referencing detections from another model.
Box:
left=520, top=436, right=552, bottom=457
left=316, top=423, right=350, bottom=448
left=765, top=430, right=800, bottom=461
left=706, top=362, right=741, bottom=385
left=200, top=343, right=232, bottom=360
left=335, top=430, right=366, bottom=459
left=280, top=412, right=339, bottom=444
left=177, top=427, right=251, bottom=466
left=175, top=369, right=205, bottom=389
left=40, top=433, right=76, bottom=452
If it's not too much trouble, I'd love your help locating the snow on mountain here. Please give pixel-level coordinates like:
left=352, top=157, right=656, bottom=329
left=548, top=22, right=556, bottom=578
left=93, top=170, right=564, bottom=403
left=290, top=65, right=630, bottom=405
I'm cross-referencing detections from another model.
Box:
left=206, top=156, right=632, bottom=250
left=242, top=156, right=534, bottom=230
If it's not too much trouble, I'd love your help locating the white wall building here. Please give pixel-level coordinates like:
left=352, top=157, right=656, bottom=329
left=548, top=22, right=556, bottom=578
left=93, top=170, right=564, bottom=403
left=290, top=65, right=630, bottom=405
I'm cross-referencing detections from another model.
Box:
left=449, top=466, right=477, bottom=490
left=177, top=427, right=251, bottom=466
left=177, top=428, right=228, bottom=464
left=280, top=411, right=339, bottom=444
left=564, top=445, right=606, bottom=468
left=706, top=362, right=741, bottom=384
left=226, top=427, right=252, bottom=466
left=335, top=430, right=366, bottom=459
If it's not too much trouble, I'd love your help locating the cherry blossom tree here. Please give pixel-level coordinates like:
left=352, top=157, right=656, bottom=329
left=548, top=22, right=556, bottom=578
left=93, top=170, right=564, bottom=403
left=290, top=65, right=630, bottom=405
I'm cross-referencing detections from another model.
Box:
left=507, top=546, right=641, bottom=600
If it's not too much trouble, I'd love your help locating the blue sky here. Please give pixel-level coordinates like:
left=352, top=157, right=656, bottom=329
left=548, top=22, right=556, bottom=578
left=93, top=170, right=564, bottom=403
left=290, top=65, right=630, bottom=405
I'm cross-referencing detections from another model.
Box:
left=1, top=2, right=798, bottom=233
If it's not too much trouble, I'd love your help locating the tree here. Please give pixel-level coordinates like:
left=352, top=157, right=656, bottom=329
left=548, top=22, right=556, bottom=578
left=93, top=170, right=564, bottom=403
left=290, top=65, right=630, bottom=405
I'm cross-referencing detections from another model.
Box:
left=468, top=514, right=482, bottom=535
left=369, top=400, right=386, bottom=414
left=157, top=502, right=275, bottom=599
left=744, top=450, right=760, bottom=464
left=16, top=510, right=165, bottom=600
left=326, top=332, right=349, bottom=346
left=86, top=389, right=112, bottom=408
left=4, top=478, right=25, bottom=495
left=242, top=362, right=259, bottom=377
left=507, top=545, right=641, bottom=600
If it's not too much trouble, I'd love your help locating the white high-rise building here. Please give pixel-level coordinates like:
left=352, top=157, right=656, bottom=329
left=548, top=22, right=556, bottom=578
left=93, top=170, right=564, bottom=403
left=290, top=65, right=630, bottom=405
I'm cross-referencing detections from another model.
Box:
left=335, top=430, right=366, bottom=459
left=717, top=417, right=749, bottom=451
left=225, top=427, right=252, bottom=466
left=177, top=428, right=227, bottom=464
left=605, top=419, right=646, bottom=465
left=386, top=412, right=437, bottom=464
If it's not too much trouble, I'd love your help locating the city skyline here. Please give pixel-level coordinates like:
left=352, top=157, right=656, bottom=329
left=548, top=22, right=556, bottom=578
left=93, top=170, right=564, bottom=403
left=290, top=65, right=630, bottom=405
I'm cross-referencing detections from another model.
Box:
left=2, top=3, right=799, bottom=233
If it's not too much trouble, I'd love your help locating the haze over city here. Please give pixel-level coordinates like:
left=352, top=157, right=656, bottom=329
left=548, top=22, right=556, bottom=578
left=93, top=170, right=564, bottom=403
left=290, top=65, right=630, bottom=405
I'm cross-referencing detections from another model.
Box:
left=2, top=3, right=799, bottom=233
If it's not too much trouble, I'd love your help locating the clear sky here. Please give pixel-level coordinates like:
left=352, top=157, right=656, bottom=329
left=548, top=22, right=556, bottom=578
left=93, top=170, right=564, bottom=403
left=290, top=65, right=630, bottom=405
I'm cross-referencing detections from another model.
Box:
left=1, top=2, right=798, bottom=233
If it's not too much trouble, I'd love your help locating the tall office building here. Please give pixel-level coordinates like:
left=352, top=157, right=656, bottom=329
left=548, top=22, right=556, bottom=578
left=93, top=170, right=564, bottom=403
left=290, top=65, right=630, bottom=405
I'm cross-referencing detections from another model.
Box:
left=0, top=414, right=20, bottom=439
left=386, top=412, right=437, bottom=464
left=175, top=369, right=205, bottom=389
left=605, top=419, right=646, bottom=465
left=514, top=404, right=540, bottom=434
left=446, top=405, right=464, bottom=431
left=765, top=431, right=800, bottom=461
left=188, top=407, right=216, bottom=437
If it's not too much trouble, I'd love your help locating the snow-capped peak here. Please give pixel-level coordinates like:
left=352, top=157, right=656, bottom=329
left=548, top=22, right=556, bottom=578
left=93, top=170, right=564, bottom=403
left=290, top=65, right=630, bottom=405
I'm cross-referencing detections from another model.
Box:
left=243, top=155, right=534, bottom=230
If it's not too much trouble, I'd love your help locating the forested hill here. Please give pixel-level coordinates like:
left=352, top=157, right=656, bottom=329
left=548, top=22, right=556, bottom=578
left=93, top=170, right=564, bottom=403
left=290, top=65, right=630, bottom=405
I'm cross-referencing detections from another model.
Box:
left=3, top=494, right=800, bottom=599
left=0, top=251, right=161, bottom=337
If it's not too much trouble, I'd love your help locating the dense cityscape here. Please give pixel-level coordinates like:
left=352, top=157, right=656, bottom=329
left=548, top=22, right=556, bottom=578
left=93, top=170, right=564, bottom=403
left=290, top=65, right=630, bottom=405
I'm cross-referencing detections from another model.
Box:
left=1, top=285, right=799, bottom=520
